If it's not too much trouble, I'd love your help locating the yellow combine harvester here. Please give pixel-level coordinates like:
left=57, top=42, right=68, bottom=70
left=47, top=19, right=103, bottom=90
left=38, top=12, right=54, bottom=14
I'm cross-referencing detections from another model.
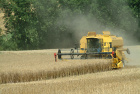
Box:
left=57, top=31, right=130, bottom=68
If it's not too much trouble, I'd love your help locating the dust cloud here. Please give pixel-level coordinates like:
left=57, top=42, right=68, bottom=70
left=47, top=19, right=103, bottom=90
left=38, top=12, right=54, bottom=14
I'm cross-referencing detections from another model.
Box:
left=125, top=45, right=140, bottom=66
left=57, top=0, right=139, bottom=46
left=33, top=0, right=140, bottom=48
left=58, top=14, right=139, bottom=46
left=57, top=15, right=103, bottom=41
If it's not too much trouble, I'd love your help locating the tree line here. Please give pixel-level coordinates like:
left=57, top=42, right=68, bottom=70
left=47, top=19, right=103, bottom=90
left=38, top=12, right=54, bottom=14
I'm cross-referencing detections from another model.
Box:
left=0, top=0, right=140, bottom=50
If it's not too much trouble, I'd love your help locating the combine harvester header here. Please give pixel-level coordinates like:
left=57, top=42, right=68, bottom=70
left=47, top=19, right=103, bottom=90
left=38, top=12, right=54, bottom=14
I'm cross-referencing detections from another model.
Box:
left=57, top=31, right=130, bottom=69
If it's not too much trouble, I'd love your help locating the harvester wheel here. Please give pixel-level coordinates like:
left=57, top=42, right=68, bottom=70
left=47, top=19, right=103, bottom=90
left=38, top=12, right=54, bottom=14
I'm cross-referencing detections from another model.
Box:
left=107, top=55, right=112, bottom=59
left=85, top=54, right=87, bottom=59
left=70, top=49, right=74, bottom=59
left=58, top=49, right=61, bottom=59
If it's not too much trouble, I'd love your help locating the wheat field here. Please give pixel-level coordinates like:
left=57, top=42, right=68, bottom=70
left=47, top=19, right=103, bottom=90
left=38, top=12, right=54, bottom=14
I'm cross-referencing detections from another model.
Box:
left=0, top=46, right=140, bottom=94
left=0, top=67, right=140, bottom=94
left=0, top=50, right=112, bottom=84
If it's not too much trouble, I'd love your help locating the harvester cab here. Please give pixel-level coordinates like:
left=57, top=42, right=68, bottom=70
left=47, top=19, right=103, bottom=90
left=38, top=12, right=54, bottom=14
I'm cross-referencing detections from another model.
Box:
left=57, top=31, right=130, bottom=69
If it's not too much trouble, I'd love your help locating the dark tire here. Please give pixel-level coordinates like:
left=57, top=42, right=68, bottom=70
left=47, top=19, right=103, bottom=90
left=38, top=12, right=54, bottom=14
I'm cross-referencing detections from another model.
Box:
left=58, top=49, right=61, bottom=59
left=70, top=49, right=74, bottom=59
left=85, top=54, right=87, bottom=59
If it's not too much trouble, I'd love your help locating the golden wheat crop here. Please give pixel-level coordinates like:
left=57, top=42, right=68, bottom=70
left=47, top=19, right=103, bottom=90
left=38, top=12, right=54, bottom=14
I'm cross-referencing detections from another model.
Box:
left=0, top=50, right=112, bottom=84
left=0, top=48, right=140, bottom=94
left=1, top=67, right=140, bottom=94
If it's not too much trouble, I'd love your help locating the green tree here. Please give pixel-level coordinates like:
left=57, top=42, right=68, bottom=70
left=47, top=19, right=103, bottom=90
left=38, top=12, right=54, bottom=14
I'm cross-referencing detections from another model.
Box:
left=0, top=0, right=140, bottom=50
left=33, top=0, right=75, bottom=48
left=129, top=0, right=140, bottom=40
left=0, top=0, right=39, bottom=50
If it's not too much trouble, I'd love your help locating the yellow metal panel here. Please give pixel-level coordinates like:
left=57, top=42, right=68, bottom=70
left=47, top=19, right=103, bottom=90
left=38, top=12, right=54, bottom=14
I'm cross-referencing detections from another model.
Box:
left=117, top=61, right=123, bottom=68
left=103, top=31, right=110, bottom=35
left=80, top=36, right=87, bottom=53
left=112, top=37, right=123, bottom=47
left=87, top=32, right=96, bottom=36
left=112, top=58, right=118, bottom=68
left=116, top=49, right=123, bottom=60
left=101, top=36, right=112, bottom=52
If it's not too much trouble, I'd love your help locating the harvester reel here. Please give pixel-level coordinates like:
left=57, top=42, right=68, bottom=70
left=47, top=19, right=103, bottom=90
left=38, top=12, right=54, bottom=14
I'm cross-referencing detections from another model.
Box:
left=70, top=49, right=74, bottom=59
